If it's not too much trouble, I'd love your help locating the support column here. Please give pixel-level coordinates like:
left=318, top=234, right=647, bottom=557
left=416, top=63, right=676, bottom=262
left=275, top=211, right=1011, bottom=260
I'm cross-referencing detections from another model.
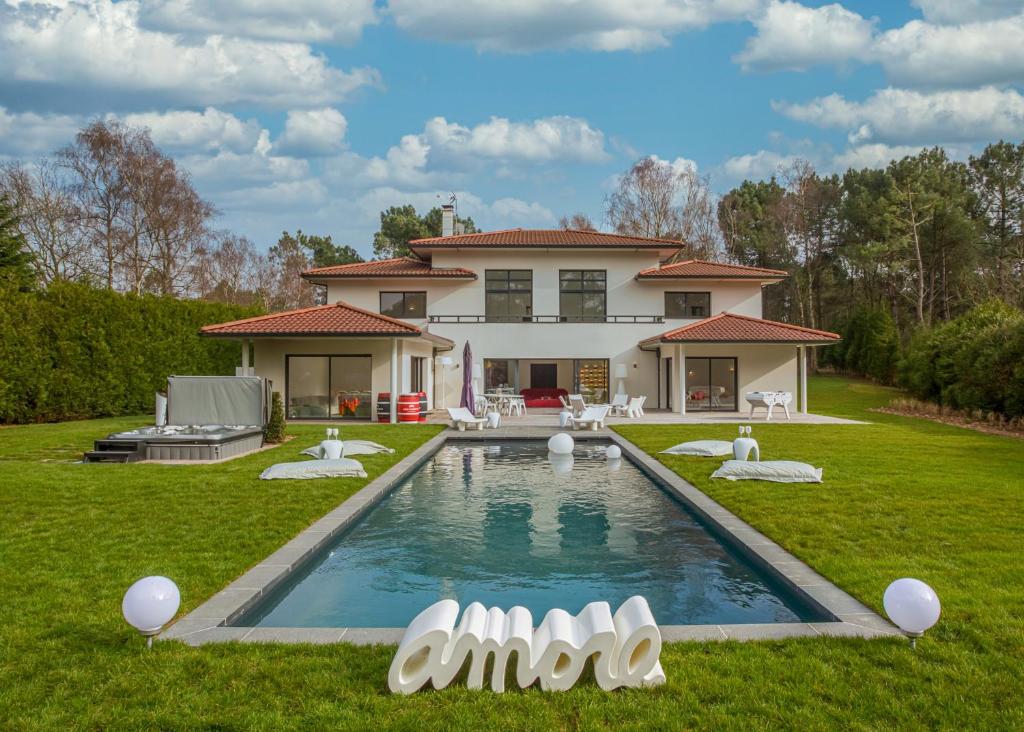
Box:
left=426, top=353, right=435, bottom=410
left=799, top=345, right=809, bottom=414
left=389, top=338, right=398, bottom=424
left=678, top=344, right=687, bottom=415
left=241, top=340, right=250, bottom=375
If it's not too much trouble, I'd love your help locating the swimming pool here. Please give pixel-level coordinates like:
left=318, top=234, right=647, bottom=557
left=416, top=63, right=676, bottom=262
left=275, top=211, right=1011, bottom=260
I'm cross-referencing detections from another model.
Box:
left=236, top=441, right=827, bottom=628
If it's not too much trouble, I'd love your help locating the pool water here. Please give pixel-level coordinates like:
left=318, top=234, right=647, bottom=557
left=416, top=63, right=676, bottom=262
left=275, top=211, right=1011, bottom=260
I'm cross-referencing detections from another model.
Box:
left=241, top=441, right=823, bottom=628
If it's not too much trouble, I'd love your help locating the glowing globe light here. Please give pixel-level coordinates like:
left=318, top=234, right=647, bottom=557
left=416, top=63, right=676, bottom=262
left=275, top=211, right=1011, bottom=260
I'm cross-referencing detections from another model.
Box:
left=547, top=432, right=574, bottom=455
left=883, top=578, right=940, bottom=648
left=122, top=576, right=180, bottom=647
left=606, top=445, right=622, bottom=460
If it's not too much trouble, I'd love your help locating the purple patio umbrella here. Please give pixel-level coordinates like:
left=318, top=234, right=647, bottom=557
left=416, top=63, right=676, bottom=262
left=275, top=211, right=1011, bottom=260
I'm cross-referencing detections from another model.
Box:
left=459, top=340, right=475, bottom=410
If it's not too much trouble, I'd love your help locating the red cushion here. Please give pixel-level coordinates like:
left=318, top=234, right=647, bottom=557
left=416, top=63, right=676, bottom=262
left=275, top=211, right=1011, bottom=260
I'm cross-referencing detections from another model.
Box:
left=524, top=397, right=564, bottom=408
left=520, top=387, right=568, bottom=409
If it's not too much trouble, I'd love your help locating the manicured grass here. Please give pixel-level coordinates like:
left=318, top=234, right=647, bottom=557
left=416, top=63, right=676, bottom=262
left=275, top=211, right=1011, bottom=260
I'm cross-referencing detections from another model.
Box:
left=2, top=380, right=1023, bottom=730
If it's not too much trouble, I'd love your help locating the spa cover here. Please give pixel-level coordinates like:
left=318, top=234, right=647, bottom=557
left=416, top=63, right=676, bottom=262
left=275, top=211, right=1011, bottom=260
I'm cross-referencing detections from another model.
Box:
left=167, top=376, right=267, bottom=426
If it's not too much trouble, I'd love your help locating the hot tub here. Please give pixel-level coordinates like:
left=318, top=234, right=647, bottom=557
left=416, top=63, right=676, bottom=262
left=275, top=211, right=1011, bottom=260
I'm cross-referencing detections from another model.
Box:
left=105, top=424, right=264, bottom=461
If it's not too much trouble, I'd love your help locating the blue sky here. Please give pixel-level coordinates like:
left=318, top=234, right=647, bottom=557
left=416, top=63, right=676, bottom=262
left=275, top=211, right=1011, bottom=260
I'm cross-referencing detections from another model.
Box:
left=1, top=0, right=1022, bottom=256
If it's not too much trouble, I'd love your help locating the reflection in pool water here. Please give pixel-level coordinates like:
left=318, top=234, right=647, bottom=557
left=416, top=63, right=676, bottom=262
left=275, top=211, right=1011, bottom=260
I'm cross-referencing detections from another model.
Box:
left=243, top=441, right=821, bottom=628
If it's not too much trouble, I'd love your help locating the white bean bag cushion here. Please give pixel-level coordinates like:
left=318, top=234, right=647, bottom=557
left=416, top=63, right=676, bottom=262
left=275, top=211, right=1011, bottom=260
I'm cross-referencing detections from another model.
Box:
left=660, top=440, right=734, bottom=457
left=711, top=460, right=822, bottom=483
left=300, top=439, right=395, bottom=459
left=260, top=458, right=367, bottom=480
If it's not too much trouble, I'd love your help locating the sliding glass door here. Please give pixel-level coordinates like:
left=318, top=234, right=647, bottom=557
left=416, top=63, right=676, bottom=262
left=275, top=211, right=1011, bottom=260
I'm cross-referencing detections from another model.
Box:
left=287, top=355, right=372, bottom=419
left=685, top=357, right=737, bottom=411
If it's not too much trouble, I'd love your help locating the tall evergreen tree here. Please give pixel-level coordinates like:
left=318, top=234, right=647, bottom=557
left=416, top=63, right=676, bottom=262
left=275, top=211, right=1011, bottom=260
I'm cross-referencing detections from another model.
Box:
left=0, top=195, right=36, bottom=290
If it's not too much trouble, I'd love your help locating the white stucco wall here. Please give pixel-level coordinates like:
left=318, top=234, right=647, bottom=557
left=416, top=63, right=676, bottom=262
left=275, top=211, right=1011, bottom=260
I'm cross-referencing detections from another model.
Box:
left=659, top=344, right=799, bottom=411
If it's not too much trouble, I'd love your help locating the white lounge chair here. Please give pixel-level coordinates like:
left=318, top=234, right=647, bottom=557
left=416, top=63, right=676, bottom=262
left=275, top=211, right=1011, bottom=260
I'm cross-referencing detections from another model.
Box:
left=625, top=396, right=646, bottom=418
left=568, top=394, right=587, bottom=417
left=609, top=393, right=629, bottom=416
left=447, top=407, right=487, bottom=431
left=567, top=405, right=609, bottom=431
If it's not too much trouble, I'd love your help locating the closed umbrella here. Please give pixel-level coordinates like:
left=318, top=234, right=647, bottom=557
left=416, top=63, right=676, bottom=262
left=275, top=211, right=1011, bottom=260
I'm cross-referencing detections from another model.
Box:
left=460, top=341, right=475, bottom=410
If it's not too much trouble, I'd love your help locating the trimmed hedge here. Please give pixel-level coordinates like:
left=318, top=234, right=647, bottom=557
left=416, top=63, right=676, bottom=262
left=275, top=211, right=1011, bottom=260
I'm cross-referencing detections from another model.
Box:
left=0, top=281, right=260, bottom=423
left=899, top=301, right=1024, bottom=419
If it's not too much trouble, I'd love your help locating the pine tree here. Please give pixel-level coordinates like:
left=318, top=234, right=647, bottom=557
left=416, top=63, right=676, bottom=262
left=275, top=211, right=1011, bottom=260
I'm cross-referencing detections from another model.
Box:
left=0, top=195, right=35, bottom=290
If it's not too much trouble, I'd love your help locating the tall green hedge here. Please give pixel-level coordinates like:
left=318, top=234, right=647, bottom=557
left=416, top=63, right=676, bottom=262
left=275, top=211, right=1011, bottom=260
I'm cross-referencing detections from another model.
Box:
left=820, top=306, right=900, bottom=384
left=899, top=301, right=1024, bottom=418
left=0, top=281, right=260, bottom=423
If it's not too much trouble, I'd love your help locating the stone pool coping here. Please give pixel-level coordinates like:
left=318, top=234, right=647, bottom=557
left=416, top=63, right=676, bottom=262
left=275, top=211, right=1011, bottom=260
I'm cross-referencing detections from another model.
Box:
left=161, top=428, right=900, bottom=646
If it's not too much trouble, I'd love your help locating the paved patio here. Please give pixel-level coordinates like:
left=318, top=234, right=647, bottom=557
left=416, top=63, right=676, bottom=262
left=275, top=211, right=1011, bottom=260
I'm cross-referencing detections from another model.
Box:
left=427, top=407, right=865, bottom=429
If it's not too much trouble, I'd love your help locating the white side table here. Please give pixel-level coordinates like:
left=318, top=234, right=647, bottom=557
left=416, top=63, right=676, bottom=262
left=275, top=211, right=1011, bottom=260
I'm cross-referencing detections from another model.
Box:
left=733, top=437, right=759, bottom=462
left=558, top=411, right=572, bottom=428
left=486, top=411, right=501, bottom=429
left=321, top=439, right=344, bottom=459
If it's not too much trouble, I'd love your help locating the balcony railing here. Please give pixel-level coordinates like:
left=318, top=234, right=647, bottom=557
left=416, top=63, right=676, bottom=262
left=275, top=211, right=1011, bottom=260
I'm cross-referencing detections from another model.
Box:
left=427, top=314, right=664, bottom=324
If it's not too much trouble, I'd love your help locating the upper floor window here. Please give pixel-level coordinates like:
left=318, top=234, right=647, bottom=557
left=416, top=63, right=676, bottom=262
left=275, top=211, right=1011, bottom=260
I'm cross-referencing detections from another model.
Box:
left=559, top=270, right=606, bottom=321
left=485, top=270, right=532, bottom=321
left=665, top=292, right=710, bottom=319
left=380, top=291, right=426, bottom=319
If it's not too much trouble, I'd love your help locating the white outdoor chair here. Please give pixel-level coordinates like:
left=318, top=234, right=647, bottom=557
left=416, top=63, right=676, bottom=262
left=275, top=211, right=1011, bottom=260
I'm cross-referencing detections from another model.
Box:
left=609, top=393, right=629, bottom=416
left=624, top=396, right=645, bottom=418
left=568, top=394, right=587, bottom=417
left=567, top=405, right=609, bottom=431
left=447, top=407, right=487, bottom=431
left=507, top=395, right=526, bottom=417
left=636, top=395, right=646, bottom=416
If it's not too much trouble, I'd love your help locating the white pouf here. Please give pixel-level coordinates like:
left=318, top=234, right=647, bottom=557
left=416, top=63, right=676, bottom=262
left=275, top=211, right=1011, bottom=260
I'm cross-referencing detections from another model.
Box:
left=558, top=410, right=572, bottom=428
left=548, top=432, right=574, bottom=455
left=486, top=411, right=501, bottom=429
left=732, top=437, right=759, bottom=462
left=606, top=444, right=622, bottom=460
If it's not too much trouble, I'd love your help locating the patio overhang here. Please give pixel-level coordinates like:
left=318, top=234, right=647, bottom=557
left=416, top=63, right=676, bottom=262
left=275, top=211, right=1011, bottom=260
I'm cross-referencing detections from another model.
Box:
left=638, top=312, right=841, bottom=351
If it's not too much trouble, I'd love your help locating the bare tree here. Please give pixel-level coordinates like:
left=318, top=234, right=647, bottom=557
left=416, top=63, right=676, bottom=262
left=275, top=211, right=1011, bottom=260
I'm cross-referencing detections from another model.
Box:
left=558, top=212, right=597, bottom=231
left=606, top=157, right=723, bottom=258
left=266, top=232, right=317, bottom=310
left=193, top=233, right=269, bottom=306
left=0, top=161, right=89, bottom=284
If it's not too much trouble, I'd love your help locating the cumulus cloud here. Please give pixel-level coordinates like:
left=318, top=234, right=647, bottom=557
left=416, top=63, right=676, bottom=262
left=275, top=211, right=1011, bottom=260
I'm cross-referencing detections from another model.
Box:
left=736, top=1, right=876, bottom=71
left=422, top=116, right=608, bottom=165
left=874, top=14, right=1024, bottom=88
left=830, top=143, right=931, bottom=171
left=0, top=106, right=82, bottom=156
left=721, top=149, right=795, bottom=179
left=119, top=107, right=262, bottom=154
left=387, top=0, right=764, bottom=52
left=0, top=0, right=381, bottom=109
left=138, top=0, right=377, bottom=44
left=775, top=87, right=1024, bottom=146
left=182, top=131, right=309, bottom=188
left=911, top=0, right=1024, bottom=24
left=275, top=108, right=348, bottom=157
left=355, top=187, right=555, bottom=228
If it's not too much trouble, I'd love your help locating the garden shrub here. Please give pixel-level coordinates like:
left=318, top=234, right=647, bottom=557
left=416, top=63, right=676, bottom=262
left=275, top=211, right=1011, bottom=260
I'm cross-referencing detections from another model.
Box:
left=264, top=391, right=286, bottom=443
left=0, top=281, right=260, bottom=423
left=821, top=306, right=900, bottom=384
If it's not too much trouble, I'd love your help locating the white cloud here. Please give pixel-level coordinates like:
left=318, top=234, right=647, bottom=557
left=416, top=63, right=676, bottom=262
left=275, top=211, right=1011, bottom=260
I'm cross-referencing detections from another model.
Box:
left=0, top=0, right=381, bottom=109
left=0, top=106, right=82, bottom=156
left=216, top=178, right=329, bottom=211
left=119, top=107, right=262, bottom=154
left=830, top=143, right=930, bottom=171
left=722, top=149, right=795, bottom=179
left=874, top=14, right=1024, bottom=88
left=736, top=1, right=876, bottom=71
left=183, top=131, right=309, bottom=187
left=387, top=0, right=764, bottom=52
left=911, top=0, right=1024, bottom=24
left=355, top=187, right=555, bottom=229
left=423, top=116, right=608, bottom=164
left=775, top=87, right=1024, bottom=146
left=138, top=0, right=377, bottom=44
left=275, top=108, right=348, bottom=157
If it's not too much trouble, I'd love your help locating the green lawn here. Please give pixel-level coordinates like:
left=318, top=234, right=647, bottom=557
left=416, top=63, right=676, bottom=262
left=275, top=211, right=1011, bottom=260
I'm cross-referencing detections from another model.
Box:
left=1, top=378, right=1023, bottom=730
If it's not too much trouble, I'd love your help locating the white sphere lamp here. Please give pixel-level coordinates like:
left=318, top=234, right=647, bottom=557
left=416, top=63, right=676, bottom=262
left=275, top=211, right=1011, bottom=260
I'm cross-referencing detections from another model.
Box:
left=606, top=444, right=622, bottom=460
left=548, top=432, right=574, bottom=455
left=122, top=576, right=181, bottom=648
left=883, top=578, right=941, bottom=648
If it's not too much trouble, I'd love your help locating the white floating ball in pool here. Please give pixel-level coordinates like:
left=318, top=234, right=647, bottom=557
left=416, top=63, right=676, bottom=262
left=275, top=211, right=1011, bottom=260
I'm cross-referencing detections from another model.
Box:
left=883, top=578, right=941, bottom=637
left=122, top=576, right=180, bottom=634
left=606, top=445, right=622, bottom=460
left=548, top=432, right=574, bottom=455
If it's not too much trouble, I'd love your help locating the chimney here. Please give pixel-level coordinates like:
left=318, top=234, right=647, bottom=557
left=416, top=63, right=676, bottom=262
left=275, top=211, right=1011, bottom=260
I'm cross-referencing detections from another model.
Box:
left=441, top=204, right=455, bottom=237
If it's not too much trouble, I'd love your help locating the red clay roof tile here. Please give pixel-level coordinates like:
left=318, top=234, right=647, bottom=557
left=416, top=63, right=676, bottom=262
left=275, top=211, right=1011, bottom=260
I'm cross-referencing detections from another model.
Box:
left=409, top=229, right=684, bottom=250
left=302, top=257, right=476, bottom=279
left=636, top=259, right=788, bottom=279
left=641, top=312, right=840, bottom=345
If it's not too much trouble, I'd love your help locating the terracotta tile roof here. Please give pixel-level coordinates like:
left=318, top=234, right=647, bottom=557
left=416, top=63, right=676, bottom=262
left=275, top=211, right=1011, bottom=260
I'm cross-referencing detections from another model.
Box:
left=640, top=312, right=841, bottom=346
left=302, top=256, right=477, bottom=279
left=636, top=259, right=789, bottom=279
left=409, top=229, right=684, bottom=251
left=200, top=301, right=453, bottom=346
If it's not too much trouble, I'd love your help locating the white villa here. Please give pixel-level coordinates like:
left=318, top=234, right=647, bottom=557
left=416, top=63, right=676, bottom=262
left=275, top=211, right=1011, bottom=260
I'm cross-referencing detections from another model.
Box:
left=201, top=206, right=840, bottom=421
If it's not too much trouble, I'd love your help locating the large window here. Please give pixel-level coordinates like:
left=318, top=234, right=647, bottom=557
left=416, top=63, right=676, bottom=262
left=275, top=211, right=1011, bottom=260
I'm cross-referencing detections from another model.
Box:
left=287, top=355, right=372, bottom=419
left=665, top=292, right=711, bottom=319
left=685, top=357, right=737, bottom=411
left=559, top=270, right=606, bottom=321
left=484, top=359, right=516, bottom=390
left=485, top=270, right=532, bottom=321
left=380, top=291, right=426, bottom=319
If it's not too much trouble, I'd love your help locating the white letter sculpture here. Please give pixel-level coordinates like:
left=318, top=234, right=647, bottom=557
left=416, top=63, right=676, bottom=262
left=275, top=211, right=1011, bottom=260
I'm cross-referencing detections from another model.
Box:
left=388, top=596, right=665, bottom=694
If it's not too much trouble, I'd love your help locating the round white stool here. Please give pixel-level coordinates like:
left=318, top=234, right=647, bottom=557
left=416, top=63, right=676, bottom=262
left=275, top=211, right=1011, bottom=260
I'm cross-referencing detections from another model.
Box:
left=486, top=411, right=501, bottom=429
left=321, top=439, right=343, bottom=460
left=733, top=437, right=760, bottom=462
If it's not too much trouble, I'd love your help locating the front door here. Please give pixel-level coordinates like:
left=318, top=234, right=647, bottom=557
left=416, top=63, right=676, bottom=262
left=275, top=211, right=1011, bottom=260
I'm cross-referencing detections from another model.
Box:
left=685, top=357, right=737, bottom=411
left=530, top=363, right=557, bottom=389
